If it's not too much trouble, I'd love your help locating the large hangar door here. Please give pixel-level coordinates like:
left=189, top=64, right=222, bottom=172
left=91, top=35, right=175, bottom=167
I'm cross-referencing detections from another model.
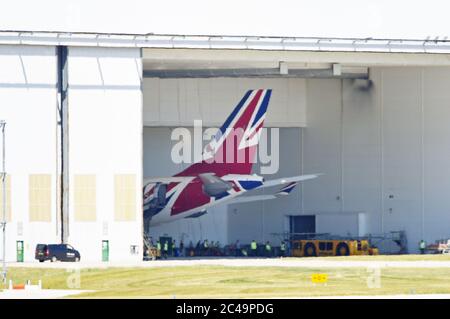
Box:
left=290, top=216, right=316, bottom=239
left=68, top=47, right=143, bottom=262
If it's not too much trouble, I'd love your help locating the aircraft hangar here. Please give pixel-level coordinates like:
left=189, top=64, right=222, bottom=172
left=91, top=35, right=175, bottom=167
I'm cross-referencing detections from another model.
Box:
left=2, top=32, right=450, bottom=262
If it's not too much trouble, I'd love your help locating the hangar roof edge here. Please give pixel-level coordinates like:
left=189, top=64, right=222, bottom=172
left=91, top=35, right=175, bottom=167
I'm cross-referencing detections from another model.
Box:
left=1, top=30, right=450, bottom=54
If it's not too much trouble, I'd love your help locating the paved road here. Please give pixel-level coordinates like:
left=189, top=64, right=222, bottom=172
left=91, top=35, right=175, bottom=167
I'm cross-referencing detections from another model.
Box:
left=2, top=288, right=449, bottom=299
left=0, top=289, right=89, bottom=299
left=6, top=257, right=450, bottom=269
left=301, top=294, right=450, bottom=299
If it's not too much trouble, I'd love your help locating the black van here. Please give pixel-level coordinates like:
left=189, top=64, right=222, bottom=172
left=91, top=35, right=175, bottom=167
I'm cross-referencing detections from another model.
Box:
left=35, top=244, right=81, bottom=262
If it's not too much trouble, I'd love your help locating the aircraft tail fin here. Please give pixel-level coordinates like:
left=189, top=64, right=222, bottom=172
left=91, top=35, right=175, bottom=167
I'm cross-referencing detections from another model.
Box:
left=178, top=89, right=272, bottom=176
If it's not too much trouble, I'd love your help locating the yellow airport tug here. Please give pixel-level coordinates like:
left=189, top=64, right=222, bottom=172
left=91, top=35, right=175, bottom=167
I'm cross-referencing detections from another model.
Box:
left=147, top=247, right=161, bottom=260
left=291, top=239, right=378, bottom=257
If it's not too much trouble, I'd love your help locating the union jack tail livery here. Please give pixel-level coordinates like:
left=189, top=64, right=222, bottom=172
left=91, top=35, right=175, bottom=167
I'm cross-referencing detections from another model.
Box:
left=177, top=89, right=272, bottom=177
left=143, top=89, right=321, bottom=226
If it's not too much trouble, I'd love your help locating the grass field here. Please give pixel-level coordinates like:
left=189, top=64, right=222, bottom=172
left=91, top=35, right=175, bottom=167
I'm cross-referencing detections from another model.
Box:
left=4, top=263, right=450, bottom=298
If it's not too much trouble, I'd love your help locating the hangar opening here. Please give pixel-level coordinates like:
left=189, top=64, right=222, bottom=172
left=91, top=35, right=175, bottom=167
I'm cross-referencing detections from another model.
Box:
left=141, top=43, right=450, bottom=257
left=140, top=47, right=378, bottom=257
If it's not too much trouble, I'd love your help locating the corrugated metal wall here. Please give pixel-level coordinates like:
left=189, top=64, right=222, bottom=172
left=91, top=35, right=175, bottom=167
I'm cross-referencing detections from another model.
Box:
left=143, top=78, right=307, bottom=127
left=304, top=68, right=450, bottom=253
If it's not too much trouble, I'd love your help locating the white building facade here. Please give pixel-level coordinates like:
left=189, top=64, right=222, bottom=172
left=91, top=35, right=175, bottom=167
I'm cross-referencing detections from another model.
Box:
left=0, top=41, right=143, bottom=262
left=1, top=32, right=450, bottom=261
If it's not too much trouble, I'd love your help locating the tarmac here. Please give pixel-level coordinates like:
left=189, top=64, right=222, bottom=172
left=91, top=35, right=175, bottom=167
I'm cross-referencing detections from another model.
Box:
left=301, top=294, right=450, bottom=299
left=6, top=257, right=450, bottom=269
left=1, top=288, right=449, bottom=299
left=0, top=289, right=90, bottom=299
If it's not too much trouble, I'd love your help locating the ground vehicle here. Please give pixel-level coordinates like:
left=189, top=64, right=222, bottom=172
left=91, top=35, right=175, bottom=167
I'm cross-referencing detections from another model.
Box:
left=426, top=239, right=450, bottom=254
left=291, top=239, right=378, bottom=257
left=35, top=244, right=81, bottom=262
left=144, top=247, right=161, bottom=260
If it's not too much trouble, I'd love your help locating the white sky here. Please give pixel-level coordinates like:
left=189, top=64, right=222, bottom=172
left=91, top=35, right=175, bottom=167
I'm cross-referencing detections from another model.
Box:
left=1, top=0, right=449, bottom=39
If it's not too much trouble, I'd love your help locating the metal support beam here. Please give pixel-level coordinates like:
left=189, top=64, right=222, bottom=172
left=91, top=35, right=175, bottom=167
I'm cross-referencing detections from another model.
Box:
left=3, top=31, right=450, bottom=55
left=143, top=48, right=450, bottom=67
left=57, top=46, right=69, bottom=244
left=143, top=67, right=368, bottom=79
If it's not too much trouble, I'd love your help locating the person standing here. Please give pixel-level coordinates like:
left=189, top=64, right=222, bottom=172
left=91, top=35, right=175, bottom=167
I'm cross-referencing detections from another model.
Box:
left=179, top=240, right=185, bottom=257
left=203, top=239, right=209, bottom=256
left=286, top=240, right=291, bottom=256
left=163, top=240, right=169, bottom=259
left=250, top=240, right=258, bottom=257
left=195, top=240, right=201, bottom=256
left=214, top=241, right=221, bottom=256
left=280, top=241, right=286, bottom=257
left=419, top=240, right=426, bottom=254
left=156, top=240, right=161, bottom=259
left=235, top=240, right=241, bottom=257
left=189, top=241, right=194, bottom=257
left=172, top=239, right=177, bottom=257
left=265, top=241, right=272, bottom=257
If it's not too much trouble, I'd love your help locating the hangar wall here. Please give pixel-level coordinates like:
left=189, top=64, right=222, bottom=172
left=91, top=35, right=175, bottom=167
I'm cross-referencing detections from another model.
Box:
left=0, top=45, right=143, bottom=262
left=303, top=68, right=450, bottom=253
left=68, top=47, right=143, bottom=262
left=0, top=45, right=59, bottom=262
left=143, top=78, right=307, bottom=127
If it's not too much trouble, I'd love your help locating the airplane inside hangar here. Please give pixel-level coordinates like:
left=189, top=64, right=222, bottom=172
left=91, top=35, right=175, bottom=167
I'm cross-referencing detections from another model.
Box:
left=3, top=33, right=450, bottom=262
left=139, top=46, right=427, bottom=257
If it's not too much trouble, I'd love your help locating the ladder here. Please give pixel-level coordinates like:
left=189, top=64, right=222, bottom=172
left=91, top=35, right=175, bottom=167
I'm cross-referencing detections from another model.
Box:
left=143, top=232, right=153, bottom=250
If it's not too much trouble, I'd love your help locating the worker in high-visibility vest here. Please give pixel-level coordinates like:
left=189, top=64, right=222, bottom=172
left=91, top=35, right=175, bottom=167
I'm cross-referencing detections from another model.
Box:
left=250, top=240, right=258, bottom=257
left=163, top=241, right=169, bottom=259
left=280, top=241, right=286, bottom=257
left=156, top=240, right=161, bottom=257
left=265, top=241, right=272, bottom=257
left=419, top=240, right=426, bottom=254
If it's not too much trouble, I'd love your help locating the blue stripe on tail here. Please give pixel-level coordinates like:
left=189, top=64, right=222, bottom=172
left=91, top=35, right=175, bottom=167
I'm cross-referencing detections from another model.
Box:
left=216, top=90, right=253, bottom=141
left=251, top=89, right=271, bottom=128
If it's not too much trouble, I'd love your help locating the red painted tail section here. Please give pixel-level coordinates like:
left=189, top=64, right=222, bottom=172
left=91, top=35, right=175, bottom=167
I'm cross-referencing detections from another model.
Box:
left=177, top=89, right=272, bottom=177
